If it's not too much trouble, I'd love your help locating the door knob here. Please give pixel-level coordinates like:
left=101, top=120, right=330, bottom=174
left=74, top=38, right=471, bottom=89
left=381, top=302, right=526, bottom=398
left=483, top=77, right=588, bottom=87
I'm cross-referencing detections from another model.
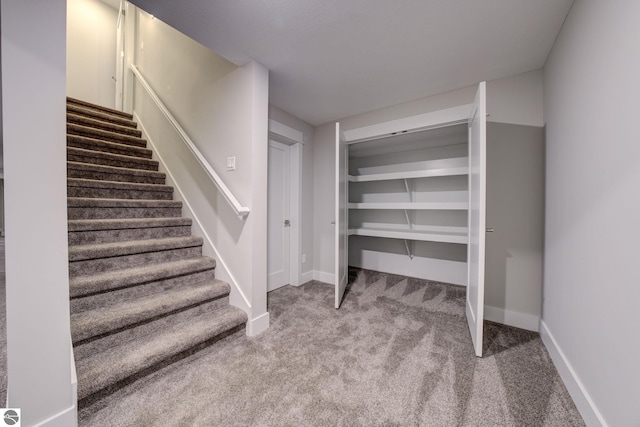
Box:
left=486, top=227, right=494, bottom=232
left=284, top=219, right=291, bottom=227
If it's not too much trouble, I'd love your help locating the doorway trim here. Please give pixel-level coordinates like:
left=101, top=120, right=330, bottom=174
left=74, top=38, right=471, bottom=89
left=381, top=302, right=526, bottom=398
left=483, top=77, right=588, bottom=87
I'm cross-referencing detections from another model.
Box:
left=268, top=119, right=303, bottom=287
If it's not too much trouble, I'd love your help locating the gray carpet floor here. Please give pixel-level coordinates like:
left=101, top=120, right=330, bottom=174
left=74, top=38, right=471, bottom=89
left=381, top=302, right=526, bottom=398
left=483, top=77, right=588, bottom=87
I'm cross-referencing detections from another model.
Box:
left=79, top=267, right=584, bottom=426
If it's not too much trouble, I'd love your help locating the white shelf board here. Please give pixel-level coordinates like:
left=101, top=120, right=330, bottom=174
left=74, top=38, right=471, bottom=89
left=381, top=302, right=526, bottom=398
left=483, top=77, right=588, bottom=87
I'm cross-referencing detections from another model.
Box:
left=348, top=202, right=468, bottom=210
left=349, top=166, right=468, bottom=182
left=349, top=227, right=468, bottom=244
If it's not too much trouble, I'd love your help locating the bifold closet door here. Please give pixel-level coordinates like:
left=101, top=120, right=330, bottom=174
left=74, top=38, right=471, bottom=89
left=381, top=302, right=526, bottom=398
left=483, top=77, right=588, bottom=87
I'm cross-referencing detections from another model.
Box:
left=466, top=82, right=487, bottom=357
left=335, top=122, right=348, bottom=308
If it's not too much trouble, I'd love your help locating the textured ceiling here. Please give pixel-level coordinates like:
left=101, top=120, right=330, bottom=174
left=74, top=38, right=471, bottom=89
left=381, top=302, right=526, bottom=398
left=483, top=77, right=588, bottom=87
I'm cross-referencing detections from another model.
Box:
left=129, top=0, right=573, bottom=126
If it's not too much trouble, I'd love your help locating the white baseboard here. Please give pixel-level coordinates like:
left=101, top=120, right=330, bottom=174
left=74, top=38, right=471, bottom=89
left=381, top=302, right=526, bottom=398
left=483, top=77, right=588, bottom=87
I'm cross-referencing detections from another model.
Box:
left=540, top=320, right=607, bottom=427
left=484, top=305, right=539, bottom=332
left=313, top=270, right=335, bottom=284
left=247, top=311, right=270, bottom=337
left=300, top=270, right=314, bottom=285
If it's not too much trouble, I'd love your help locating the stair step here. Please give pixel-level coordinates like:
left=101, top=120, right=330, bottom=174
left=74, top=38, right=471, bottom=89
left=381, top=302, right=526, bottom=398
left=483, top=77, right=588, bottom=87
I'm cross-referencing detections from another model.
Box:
left=68, top=217, right=192, bottom=245
left=68, top=197, right=182, bottom=220
left=67, top=161, right=166, bottom=185
left=69, top=236, right=202, bottom=277
left=75, top=305, right=247, bottom=401
left=71, top=279, right=229, bottom=344
left=67, top=178, right=173, bottom=200
left=73, top=297, right=224, bottom=363
left=69, top=256, right=215, bottom=298
left=68, top=123, right=147, bottom=148
left=67, top=134, right=151, bottom=159
left=67, top=113, right=142, bottom=138
left=67, top=104, right=137, bottom=128
left=67, top=97, right=133, bottom=120
left=68, top=147, right=159, bottom=171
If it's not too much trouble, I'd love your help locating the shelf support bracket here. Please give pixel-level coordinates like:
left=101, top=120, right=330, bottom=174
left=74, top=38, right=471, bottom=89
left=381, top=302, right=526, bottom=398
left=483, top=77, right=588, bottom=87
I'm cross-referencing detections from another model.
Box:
left=403, top=209, right=412, bottom=230
left=403, top=239, right=414, bottom=260
left=403, top=178, right=412, bottom=202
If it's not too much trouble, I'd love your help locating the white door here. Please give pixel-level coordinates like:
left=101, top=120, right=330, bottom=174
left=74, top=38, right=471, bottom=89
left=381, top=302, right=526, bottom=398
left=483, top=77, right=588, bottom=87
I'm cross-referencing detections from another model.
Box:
left=335, top=122, right=349, bottom=308
left=115, top=1, right=125, bottom=110
left=466, top=82, right=487, bottom=357
left=268, top=140, right=291, bottom=291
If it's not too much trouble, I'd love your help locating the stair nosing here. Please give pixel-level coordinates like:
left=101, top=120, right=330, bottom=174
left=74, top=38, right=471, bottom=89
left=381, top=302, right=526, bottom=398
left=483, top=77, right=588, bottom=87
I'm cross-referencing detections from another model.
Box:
left=69, top=258, right=217, bottom=297
left=67, top=177, right=173, bottom=193
left=67, top=161, right=164, bottom=177
left=67, top=113, right=142, bottom=137
left=75, top=305, right=247, bottom=399
left=68, top=217, right=192, bottom=231
left=68, top=236, right=203, bottom=262
left=67, top=105, right=137, bottom=128
left=67, top=147, right=159, bottom=167
left=67, top=97, right=133, bottom=119
left=68, top=123, right=146, bottom=146
left=71, top=280, right=230, bottom=343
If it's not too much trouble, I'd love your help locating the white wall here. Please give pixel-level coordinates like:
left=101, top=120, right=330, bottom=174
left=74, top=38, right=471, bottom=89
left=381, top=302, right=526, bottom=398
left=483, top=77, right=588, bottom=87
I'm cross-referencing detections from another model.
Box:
left=1, top=1, right=76, bottom=425
left=131, top=9, right=270, bottom=334
left=312, top=70, right=545, bottom=323
left=543, top=1, right=640, bottom=426
left=67, top=0, right=118, bottom=108
left=269, top=106, right=315, bottom=282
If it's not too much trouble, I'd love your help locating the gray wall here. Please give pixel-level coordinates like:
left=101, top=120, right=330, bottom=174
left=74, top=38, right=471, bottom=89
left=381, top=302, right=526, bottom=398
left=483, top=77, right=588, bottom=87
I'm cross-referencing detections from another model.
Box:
left=543, top=1, right=640, bottom=425
left=2, top=1, right=76, bottom=425
left=131, top=8, right=270, bottom=333
left=485, top=123, right=544, bottom=331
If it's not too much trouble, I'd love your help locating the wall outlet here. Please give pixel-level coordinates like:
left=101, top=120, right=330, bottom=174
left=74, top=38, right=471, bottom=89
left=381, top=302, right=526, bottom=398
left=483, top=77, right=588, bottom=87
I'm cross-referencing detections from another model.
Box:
left=301, top=254, right=307, bottom=263
left=226, top=156, right=236, bottom=171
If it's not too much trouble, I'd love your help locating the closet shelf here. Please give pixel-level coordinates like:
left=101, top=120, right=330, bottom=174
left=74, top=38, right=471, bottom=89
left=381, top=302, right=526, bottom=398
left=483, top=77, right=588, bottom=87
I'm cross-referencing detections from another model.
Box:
left=349, top=166, right=468, bottom=182
left=348, top=202, right=468, bottom=210
left=349, top=227, right=468, bottom=244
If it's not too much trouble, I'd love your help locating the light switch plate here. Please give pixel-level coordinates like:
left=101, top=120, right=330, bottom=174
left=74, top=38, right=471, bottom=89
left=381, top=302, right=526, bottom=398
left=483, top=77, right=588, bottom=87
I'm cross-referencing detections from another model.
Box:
left=226, top=156, right=236, bottom=171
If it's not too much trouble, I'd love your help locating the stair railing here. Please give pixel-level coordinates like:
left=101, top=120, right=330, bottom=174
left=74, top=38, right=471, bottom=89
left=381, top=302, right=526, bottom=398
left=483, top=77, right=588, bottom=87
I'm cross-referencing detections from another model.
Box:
left=129, top=64, right=250, bottom=218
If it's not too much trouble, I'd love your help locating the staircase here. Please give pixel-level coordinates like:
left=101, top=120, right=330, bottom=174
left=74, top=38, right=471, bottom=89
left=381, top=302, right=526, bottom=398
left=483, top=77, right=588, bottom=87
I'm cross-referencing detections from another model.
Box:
left=66, top=97, right=247, bottom=407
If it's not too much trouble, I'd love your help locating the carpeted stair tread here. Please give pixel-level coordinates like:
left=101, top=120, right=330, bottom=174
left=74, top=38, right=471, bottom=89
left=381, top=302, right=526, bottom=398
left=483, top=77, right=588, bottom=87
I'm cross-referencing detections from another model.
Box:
left=69, top=236, right=202, bottom=262
left=68, top=197, right=181, bottom=209
left=67, top=178, right=174, bottom=200
left=68, top=132, right=148, bottom=154
left=68, top=123, right=147, bottom=147
left=75, top=305, right=247, bottom=400
left=67, top=161, right=165, bottom=184
left=71, top=279, right=230, bottom=343
left=68, top=217, right=191, bottom=232
left=67, top=104, right=137, bottom=128
left=68, top=178, right=172, bottom=192
left=67, top=113, right=142, bottom=137
left=69, top=257, right=216, bottom=298
left=67, top=97, right=133, bottom=120
left=67, top=147, right=159, bottom=171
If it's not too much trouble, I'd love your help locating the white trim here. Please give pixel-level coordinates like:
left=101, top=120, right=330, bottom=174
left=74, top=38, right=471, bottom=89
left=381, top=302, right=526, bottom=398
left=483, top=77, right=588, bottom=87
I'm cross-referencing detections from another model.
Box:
left=130, top=64, right=250, bottom=218
left=484, top=305, right=539, bottom=332
left=314, top=270, right=336, bottom=284
left=540, top=320, right=608, bottom=427
left=135, top=113, right=252, bottom=313
left=300, top=270, right=314, bottom=285
left=269, top=119, right=304, bottom=144
left=343, top=104, right=473, bottom=144
left=247, top=311, right=270, bottom=337
left=34, top=405, right=77, bottom=427
left=289, top=143, right=303, bottom=286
